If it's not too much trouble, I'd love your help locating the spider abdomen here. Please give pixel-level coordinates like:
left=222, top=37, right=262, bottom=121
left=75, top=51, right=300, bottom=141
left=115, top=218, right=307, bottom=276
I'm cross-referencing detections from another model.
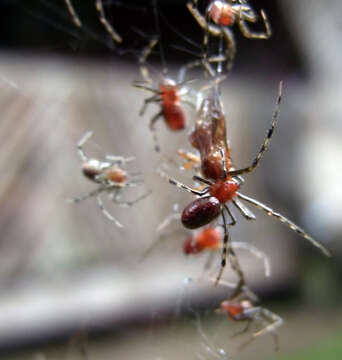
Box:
left=163, top=103, right=186, bottom=130
left=181, top=196, right=221, bottom=229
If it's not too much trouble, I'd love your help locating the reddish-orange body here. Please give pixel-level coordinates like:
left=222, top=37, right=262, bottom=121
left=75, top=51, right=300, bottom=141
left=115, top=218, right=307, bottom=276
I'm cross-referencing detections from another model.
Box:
left=159, top=79, right=186, bottom=131
left=209, top=179, right=239, bottom=203
left=220, top=299, right=251, bottom=321
left=209, top=1, right=236, bottom=27
left=106, top=168, right=126, bottom=183
left=183, top=227, right=221, bottom=254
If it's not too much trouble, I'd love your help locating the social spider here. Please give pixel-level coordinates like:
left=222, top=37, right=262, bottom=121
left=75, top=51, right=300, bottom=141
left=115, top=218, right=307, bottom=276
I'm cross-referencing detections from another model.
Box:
left=216, top=282, right=283, bottom=350
left=70, top=131, right=150, bottom=227
left=133, top=36, right=197, bottom=152
left=187, top=0, right=271, bottom=72
left=160, top=82, right=330, bottom=285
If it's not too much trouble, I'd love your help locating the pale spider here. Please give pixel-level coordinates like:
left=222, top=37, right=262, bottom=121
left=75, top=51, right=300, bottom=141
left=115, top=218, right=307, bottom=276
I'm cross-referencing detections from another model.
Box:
left=70, top=131, right=150, bottom=227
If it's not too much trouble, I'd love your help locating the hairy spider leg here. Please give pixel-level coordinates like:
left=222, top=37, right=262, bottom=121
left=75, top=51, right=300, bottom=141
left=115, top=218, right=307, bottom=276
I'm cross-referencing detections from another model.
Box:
left=236, top=192, right=330, bottom=256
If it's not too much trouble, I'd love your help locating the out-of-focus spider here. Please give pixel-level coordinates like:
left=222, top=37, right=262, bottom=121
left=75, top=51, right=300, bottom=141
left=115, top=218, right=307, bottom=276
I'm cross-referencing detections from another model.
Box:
left=133, top=36, right=197, bottom=152
left=216, top=282, right=283, bottom=350
left=187, top=0, right=271, bottom=71
left=64, top=0, right=122, bottom=43
left=70, top=131, right=150, bottom=227
left=183, top=226, right=271, bottom=277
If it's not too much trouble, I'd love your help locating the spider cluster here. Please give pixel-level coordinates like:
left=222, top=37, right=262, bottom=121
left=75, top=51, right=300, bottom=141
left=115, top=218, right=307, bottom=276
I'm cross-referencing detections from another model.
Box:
left=64, top=0, right=330, bottom=353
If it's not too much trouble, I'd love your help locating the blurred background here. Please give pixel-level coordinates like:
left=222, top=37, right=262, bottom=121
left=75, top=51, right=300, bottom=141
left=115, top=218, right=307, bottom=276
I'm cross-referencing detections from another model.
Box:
left=0, top=0, right=341, bottom=359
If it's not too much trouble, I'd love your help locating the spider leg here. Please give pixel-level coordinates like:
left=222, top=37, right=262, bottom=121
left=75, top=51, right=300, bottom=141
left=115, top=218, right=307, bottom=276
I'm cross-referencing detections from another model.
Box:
left=221, top=28, right=236, bottom=73
left=215, top=210, right=245, bottom=294
left=186, top=2, right=222, bottom=37
left=224, top=204, right=236, bottom=226
left=125, top=179, right=145, bottom=187
left=237, top=192, right=331, bottom=256
left=68, top=186, right=107, bottom=203
left=232, top=198, right=256, bottom=220
left=149, top=110, right=163, bottom=152
left=77, top=131, right=93, bottom=162
left=232, top=242, right=271, bottom=277
left=96, top=194, right=123, bottom=227
left=244, top=307, right=283, bottom=351
left=231, top=320, right=251, bottom=338
left=139, top=95, right=161, bottom=116
left=105, top=155, right=136, bottom=164
left=227, top=81, right=282, bottom=177
left=95, top=0, right=122, bottom=43
left=158, top=170, right=209, bottom=196
left=111, top=189, right=151, bottom=208
left=65, top=0, right=82, bottom=27
left=156, top=212, right=181, bottom=232
left=192, top=175, right=213, bottom=186
left=133, top=82, right=159, bottom=94
left=137, top=36, right=159, bottom=84
left=253, top=308, right=283, bottom=338
left=232, top=3, right=258, bottom=22
left=238, top=9, right=272, bottom=39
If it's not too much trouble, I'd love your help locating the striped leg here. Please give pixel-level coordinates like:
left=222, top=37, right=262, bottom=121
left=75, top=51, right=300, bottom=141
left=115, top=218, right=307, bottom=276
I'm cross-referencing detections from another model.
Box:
left=215, top=210, right=246, bottom=296
left=237, top=192, right=331, bottom=256
left=232, top=198, right=256, bottom=220
left=158, top=170, right=209, bottom=196
left=228, top=81, right=283, bottom=177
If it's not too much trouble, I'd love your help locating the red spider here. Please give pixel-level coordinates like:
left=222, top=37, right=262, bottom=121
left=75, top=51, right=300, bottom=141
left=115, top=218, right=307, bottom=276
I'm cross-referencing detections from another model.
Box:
left=160, top=82, right=330, bottom=285
left=134, top=38, right=195, bottom=152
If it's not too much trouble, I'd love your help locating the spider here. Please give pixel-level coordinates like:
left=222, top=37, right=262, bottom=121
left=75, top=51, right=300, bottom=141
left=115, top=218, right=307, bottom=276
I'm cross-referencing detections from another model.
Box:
left=64, top=0, right=122, bottom=43
left=133, top=36, right=197, bottom=152
left=160, top=82, right=330, bottom=286
left=187, top=0, right=271, bottom=72
left=216, top=283, right=283, bottom=350
left=183, top=226, right=271, bottom=278
left=70, top=131, right=150, bottom=227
